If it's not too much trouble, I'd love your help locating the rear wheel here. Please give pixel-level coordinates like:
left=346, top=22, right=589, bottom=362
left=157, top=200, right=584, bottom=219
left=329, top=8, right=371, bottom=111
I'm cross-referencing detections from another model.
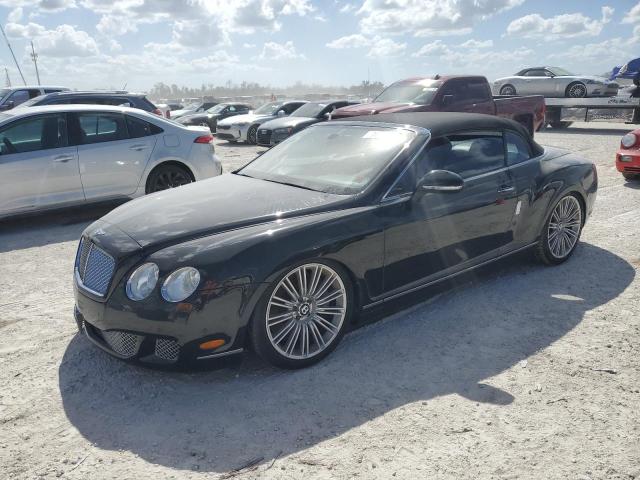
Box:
left=535, top=194, right=583, bottom=265
left=250, top=261, right=352, bottom=369
left=499, top=84, right=516, bottom=95
left=146, top=164, right=193, bottom=193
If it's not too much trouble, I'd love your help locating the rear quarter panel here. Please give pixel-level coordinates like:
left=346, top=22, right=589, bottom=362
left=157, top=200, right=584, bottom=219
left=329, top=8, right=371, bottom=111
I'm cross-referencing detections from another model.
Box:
left=494, top=95, right=546, bottom=131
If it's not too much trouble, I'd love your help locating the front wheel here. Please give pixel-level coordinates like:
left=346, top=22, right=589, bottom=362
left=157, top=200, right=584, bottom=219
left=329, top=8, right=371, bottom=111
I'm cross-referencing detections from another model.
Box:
left=566, top=82, right=587, bottom=98
left=535, top=194, right=583, bottom=265
left=246, top=125, right=258, bottom=144
left=250, top=261, right=353, bottom=369
left=499, top=84, right=516, bottom=96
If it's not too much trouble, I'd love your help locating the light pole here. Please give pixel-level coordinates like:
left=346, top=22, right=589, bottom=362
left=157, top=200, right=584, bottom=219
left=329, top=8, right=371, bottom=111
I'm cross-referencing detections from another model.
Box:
left=30, top=41, right=40, bottom=85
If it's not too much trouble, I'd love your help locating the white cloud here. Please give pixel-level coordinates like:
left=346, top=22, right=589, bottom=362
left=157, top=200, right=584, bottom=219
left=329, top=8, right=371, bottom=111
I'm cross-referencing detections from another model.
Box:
left=0, top=0, right=75, bottom=11
left=34, top=24, right=99, bottom=57
left=189, top=51, right=240, bottom=72
left=506, top=7, right=614, bottom=40
left=5, top=22, right=46, bottom=38
left=7, top=7, right=23, bottom=22
left=460, top=39, right=494, bottom=49
left=339, top=3, right=356, bottom=13
left=357, top=0, right=524, bottom=36
left=258, top=40, right=305, bottom=60
left=326, top=33, right=371, bottom=49
left=172, top=19, right=226, bottom=47
left=366, top=38, right=406, bottom=58
left=623, top=2, right=640, bottom=23
left=412, top=40, right=450, bottom=57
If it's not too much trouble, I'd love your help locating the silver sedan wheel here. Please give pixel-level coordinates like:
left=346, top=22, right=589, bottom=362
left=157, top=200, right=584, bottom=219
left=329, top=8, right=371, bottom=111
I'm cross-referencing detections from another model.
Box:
left=547, top=196, right=582, bottom=259
left=266, top=263, right=347, bottom=360
left=568, top=83, right=587, bottom=98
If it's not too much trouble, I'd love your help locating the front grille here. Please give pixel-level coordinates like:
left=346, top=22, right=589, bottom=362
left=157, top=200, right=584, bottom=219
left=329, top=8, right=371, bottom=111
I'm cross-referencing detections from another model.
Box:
left=624, top=166, right=640, bottom=173
left=75, top=238, right=116, bottom=296
left=216, top=132, right=235, bottom=140
left=154, top=339, right=180, bottom=361
left=272, top=131, right=290, bottom=144
left=101, top=330, right=143, bottom=358
left=257, top=128, right=272, bottom=145
left=216, top=124, right=230, bottom=130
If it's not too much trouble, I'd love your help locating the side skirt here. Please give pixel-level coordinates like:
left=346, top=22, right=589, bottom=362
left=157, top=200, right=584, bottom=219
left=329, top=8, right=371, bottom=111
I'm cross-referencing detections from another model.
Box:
left=362, top=242, right=538, bottom=310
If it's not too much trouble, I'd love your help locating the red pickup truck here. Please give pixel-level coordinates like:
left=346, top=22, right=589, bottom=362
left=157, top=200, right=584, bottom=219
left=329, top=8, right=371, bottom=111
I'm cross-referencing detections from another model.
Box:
left=333, top=75, right=546, bottom=135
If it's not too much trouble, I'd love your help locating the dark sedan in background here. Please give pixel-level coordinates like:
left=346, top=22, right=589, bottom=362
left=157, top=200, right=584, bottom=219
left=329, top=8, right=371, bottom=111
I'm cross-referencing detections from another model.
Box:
left=176, top=103, right=252, bottom=132
left=256, top=100, right=359, bottom=146
left=73, top=113, right=597, bottom=370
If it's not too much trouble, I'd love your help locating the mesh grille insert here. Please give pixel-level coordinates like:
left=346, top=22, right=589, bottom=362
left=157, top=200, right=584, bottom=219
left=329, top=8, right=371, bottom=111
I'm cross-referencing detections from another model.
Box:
left=154, top=339, right=180, bottom=362
left=75, top=238, right=115, bottom=296
left=101, top=330, right=144, bottom=358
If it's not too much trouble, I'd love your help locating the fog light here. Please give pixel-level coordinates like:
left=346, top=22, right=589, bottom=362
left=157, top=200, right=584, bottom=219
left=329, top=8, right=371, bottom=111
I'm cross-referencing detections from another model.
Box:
left=200, top=339, right=226, bottom=350
left=619, top=155, right=633, bottom=162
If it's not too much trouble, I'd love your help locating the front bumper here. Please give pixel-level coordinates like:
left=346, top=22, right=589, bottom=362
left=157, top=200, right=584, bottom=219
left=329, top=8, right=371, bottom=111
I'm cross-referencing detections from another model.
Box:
left=616, top=149, right=640, bottom=175
left=216, top=124, right=248, bottom=142
left=588, top=84, right=619, bottom=97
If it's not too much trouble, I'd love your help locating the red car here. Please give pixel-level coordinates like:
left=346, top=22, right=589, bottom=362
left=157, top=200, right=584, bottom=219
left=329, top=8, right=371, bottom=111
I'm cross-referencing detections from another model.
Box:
left=616, top=130, right=640, bottom=180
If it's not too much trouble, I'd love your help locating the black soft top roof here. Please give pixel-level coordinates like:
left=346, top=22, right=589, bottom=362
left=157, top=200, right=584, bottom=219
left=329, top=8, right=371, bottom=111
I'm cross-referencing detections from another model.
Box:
left=342, top=112, right=543, bottom=155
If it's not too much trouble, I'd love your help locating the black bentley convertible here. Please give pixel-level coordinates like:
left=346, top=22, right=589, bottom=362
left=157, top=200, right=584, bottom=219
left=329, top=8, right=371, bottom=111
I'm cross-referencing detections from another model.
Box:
left=73, top=113, right=597, bottom=369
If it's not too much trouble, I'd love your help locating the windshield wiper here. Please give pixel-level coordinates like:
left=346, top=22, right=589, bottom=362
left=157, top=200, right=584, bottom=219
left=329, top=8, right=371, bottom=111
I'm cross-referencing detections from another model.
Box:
left=261, top=177, right=323, bottom=192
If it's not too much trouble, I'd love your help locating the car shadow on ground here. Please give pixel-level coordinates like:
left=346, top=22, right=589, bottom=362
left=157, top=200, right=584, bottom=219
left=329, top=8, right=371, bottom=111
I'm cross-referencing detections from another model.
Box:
left=0, top=201, right=125, bottom=253
left=58, top=243, right=634, bottom=474
left=623, top=179, right=640, bottom=189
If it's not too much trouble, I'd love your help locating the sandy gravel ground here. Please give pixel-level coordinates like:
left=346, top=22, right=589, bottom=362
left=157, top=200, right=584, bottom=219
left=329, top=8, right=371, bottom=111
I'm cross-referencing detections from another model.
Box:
left=1, top=123, right=639, bottom=480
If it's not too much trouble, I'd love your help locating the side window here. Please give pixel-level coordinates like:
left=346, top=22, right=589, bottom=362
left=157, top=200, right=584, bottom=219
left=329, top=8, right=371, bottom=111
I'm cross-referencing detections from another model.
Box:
left=228, top=105, right=236, bottom=112
left=283, top=103, right=302, bottom=114
left=103, top=97, right=131, bottom=107
left=464, top=80, right=491, bottom=103
left=420, top=133, right=505, bottom=179
left=8, top=90, right=30, bottom=107
left=524, top=69, right=546, bottom=77
left=76, top=113, right=127, bottom=144
left=439, top=80, right=464, bottom=104
left=126, top=115, right=162, bottom=138
left=505, top=130, right=532, bottom=166
left=386, top=165, right=416, bottom=197
left=0, top=114, right=68, bottom=154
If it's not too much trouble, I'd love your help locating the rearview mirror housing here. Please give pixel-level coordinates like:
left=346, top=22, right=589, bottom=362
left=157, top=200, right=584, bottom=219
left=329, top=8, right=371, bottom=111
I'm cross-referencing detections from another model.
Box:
left=416, top=170, right=464, bottom=194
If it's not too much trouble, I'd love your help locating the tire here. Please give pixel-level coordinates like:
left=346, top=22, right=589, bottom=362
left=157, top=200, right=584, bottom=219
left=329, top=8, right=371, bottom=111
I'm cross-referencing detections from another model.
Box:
left=247, top=125, right=258, bottom=144
left=535, top=194, right=583, bottom=265
left=566, top=82, right=587, bottom=98
left=145, top=164, right=193, bottom=194
left=622, top=172, right=638, bottom=181
left=250, top=261, right=353, bottom=369
left=499, top=84, right=516, bottom=95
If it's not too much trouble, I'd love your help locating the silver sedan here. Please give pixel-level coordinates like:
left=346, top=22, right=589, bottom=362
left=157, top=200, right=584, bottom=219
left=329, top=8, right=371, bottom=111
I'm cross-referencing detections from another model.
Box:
left=493, top=66, right=619, bottom=98
left=0, top=104, right=222, bottom=219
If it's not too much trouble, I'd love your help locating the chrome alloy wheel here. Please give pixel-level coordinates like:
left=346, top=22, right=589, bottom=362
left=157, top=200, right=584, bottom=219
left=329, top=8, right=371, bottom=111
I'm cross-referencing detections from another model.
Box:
left=266, top=263, right=347, bottom=360
left=547, top=196, right=582, bottom=259
left=568, top=83, right=587, bottom=98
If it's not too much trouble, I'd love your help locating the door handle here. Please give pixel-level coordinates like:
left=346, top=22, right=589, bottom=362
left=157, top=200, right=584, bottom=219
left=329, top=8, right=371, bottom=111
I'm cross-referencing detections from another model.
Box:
left=53, top=155, right=74, bottom=163
left=498, top=185, right=515, bottom=193
left=129, top=144, right=147, bottom=151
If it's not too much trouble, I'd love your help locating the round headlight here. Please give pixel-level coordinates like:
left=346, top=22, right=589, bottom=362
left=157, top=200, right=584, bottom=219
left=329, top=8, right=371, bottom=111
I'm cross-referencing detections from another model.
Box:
left=621, top=132, right=637, bottom=148
left=161, top=267, right=201, bottom=302
left=126, top=263, right=159, bottom=301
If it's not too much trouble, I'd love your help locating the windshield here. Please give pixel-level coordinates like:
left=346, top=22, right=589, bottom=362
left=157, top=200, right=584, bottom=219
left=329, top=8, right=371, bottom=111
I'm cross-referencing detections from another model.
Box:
left=254, top=102, right=283, bottom=115
left=291, top=102, right=327, bottom=118
left=237, top=124, right=415, bottom=195
left=548, top=67, right=574, bottom=76
left=374, top=82, right=440, bottom=104
left=207, top=104, right=226, bottom=113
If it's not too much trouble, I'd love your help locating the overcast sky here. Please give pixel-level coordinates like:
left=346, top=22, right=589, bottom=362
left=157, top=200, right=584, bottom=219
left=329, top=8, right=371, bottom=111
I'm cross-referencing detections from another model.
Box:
left=0, top=0, right=638, bottom=91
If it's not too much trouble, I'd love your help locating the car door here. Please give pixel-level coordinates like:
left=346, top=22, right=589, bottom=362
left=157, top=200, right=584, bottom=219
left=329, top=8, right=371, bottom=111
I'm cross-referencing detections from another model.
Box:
left=381, top=131, right=517, bottom=294
left=521, top=69, right=554, bottom=95
left=70, top=111, right=157, bottom=199
left=0, top=113, right=83, bottom=214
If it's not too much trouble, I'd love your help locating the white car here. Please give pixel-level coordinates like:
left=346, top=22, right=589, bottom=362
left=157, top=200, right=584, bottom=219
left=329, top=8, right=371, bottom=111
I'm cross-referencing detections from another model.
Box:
left=215, top=100, right=307, bottom=144
left=0, top=104, right=222, bottom=219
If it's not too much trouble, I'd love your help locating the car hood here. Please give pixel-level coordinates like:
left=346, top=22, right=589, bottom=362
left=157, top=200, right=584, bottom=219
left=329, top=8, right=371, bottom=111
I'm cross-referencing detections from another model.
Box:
left=98, top=173, right=347, bottom=249
left=178, top=112, right=222, bottom=123
left=218, top=113, right=274, bottom=126
left=170, top=108, right=194, bottom=118
left=332, top=101, right=418, bottom=117
left=260, top=116, right=317, bottom=130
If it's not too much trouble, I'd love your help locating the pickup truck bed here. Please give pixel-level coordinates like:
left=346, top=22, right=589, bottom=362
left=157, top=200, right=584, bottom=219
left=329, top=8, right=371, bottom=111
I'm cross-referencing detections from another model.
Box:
left=332, top=76, right=546, bottom=136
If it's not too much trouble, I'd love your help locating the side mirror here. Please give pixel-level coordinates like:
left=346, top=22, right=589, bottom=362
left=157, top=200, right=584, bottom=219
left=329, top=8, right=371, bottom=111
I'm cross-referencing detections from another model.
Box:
left=323, top=111, right=332, bottom=120
left=416, top=170, right=464, bottom=193
left=277, top=110, right=286, bottom=117
left=0, top=101, right=14, bottom=111
left=441, top=95, right=454, bottom=107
